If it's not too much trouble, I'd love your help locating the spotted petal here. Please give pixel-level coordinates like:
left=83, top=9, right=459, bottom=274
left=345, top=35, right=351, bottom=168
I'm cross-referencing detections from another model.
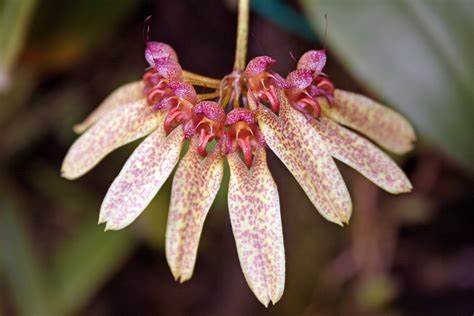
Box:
left=321, top=89, right=416, bottom=154
left=227, top=148, right=285, bottom=307
left=313, top=117, right=412, bottom=193
left=99, top=126, right=184, bottom=230
left=255, top=93, right=352, bottom=225
left=62, top=99, right=161, bottom=180
left=74, top=81, right=145, bottom=133
left=166, top=140, right=224, bottom=282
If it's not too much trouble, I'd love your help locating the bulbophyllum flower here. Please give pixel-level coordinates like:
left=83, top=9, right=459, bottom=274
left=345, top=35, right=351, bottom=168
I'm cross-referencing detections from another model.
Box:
left=61, top=0, right=415, bottom=307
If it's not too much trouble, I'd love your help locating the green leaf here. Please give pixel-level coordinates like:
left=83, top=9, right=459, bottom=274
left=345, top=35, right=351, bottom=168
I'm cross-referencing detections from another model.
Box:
left=300, top=0, right=474, bottom=169
left=0, top=0, right=37, bottom=91
left=50, top=219, right=135, bottom=316
left=0, top=202, right=55, bottom=316
left=251, top=0, right=316, bottom=41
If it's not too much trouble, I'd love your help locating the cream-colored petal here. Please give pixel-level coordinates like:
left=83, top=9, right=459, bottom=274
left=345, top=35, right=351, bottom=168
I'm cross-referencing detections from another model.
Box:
left=74, top=81, right=145, bottom=133
left=228, top=148, right=285, bottom=307
left=61, top=99, right=161, bottom=180
left=255, top=93, right=352, bottom=225
left=99, top=126, right=184, bottom=230
left=321, top=89, right=415, bottom=154
left=313, top=117, right=412, bottom=194
left=166, top=140, right=224, bottom=282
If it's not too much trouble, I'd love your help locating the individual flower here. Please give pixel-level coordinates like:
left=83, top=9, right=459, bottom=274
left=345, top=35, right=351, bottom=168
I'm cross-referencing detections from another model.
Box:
left=62, top=1, right=415, bottom=306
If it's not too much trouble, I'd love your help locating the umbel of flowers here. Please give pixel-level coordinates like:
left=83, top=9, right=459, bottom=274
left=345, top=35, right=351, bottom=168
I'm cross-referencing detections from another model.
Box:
left=62, top=0, right=415, bottom=307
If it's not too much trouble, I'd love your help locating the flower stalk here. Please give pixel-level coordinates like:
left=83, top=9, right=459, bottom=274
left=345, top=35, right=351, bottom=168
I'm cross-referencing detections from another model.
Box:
left=182, top=70, right=220, bottom=88
left=233, top=0, right=249, bottom=70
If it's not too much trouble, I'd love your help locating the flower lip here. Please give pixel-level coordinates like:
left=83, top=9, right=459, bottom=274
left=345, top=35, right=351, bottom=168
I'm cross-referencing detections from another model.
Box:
left=191, top=101, right=226, bottom=156
left=145, top=41, right=178, bottom=67
left=286, top=69, right=313, bottom=90
left=225, top=108, right=256, bottom=126
left=245, top=56, right=276, bottom=77
left=224, top=108, right=265, bottom=168
left=154, top=57, right=183, bottom=81
left=297, top=49, right=327, bottom=74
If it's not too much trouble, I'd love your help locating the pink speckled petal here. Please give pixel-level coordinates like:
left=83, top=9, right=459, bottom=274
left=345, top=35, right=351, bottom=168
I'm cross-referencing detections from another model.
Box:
left=145, top=41, right=178, bottom=66
left=254, top=93, right=352, bottom=225
left=99, top=126, right=184, bottom=230
left=245, top=56, right=276, bottom=77
left=313, top=117, right=412, bottom=194
left=228, top=148, right=285, bottom=307
left=297, top=49, right=327, bottom=74
left=322, top=90, right=416, bottom=154
left=73, top=81, right=145, bottom=134
left=166, top=140, right=224, bottom=282
left=286, top=69, right=313, bottom=90
left=62, top=99, right=162, bottom=180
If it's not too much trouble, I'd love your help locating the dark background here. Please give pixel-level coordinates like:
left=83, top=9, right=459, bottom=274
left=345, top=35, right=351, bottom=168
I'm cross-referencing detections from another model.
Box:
left=0, top=0, right=473, bottom=315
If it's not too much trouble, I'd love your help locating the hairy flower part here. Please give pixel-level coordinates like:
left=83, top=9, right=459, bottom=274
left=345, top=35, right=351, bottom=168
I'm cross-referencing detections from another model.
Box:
left=224, top=108, right=265, bottom=168
left=296, top=49, right=327, bottom=74
left=62, top=29, right=416, bottom=306
left=245, top=56, right=288, bottom=113
left=145, top=41, right=178, bottom=67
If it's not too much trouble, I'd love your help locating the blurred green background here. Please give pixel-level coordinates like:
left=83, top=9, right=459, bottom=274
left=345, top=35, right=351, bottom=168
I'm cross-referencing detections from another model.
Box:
left=0, top=0, right=473, bottom=315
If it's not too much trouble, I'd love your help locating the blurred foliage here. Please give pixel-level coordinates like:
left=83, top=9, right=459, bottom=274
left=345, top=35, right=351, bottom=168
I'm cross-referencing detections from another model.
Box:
left=0, top=0, right=36, bottom=90
left=251, top=0, right=316, bottom=41
left=299, top=0, right=474, bottom=169
left=0, top=201, right=54, bottom=315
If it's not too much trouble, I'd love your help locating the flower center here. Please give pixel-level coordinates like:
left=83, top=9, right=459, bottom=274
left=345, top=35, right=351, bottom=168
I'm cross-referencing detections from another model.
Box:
left=224, top=109, right=264, bottom=168
left=247, top=72, right=280, bottom=113
left=190, top=101, right=225, bottom=156
left=287, top=75, right=335, bottom=119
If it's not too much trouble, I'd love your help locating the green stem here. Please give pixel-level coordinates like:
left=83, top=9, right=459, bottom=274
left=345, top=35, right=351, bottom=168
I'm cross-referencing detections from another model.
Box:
left=233, top=0, right=250, bottom=71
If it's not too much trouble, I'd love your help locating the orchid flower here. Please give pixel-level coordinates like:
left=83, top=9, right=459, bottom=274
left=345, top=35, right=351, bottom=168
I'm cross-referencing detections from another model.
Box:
left=61, top=0, right=415, bottom=307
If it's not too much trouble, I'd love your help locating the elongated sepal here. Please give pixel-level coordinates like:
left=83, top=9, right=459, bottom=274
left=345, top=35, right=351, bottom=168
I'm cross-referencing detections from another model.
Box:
left=314, top=117, right=412, bottom=194
left=255, top=93, right=352, bottom=225
left=166, top=140, right=224, bottom=282
left=62, top=99, right=162, bottom=180
left=74, top=81, right=145, bottom=134
left=323, top=90, right=416, bottom=154
left=99, top=127, right=184, bottom=230
left=228, top=148, right=285, bottom=307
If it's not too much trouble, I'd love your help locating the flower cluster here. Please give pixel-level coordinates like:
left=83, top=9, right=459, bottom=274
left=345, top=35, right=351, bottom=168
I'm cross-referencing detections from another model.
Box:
left=62, top=36, right=415, bottom=305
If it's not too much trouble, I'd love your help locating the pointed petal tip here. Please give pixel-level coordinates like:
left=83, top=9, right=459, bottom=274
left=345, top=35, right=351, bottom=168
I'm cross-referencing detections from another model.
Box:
left=73, top=124, right=86, bottom=134
left=170, top=269, right=191, bottom=284
left=257, top=295, right=270, bottom=308
left=104, top=221, right=126, bottom=231
left=60, top=166, right=78, bottom=180
left=392, top=179, right=413, bottom=194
